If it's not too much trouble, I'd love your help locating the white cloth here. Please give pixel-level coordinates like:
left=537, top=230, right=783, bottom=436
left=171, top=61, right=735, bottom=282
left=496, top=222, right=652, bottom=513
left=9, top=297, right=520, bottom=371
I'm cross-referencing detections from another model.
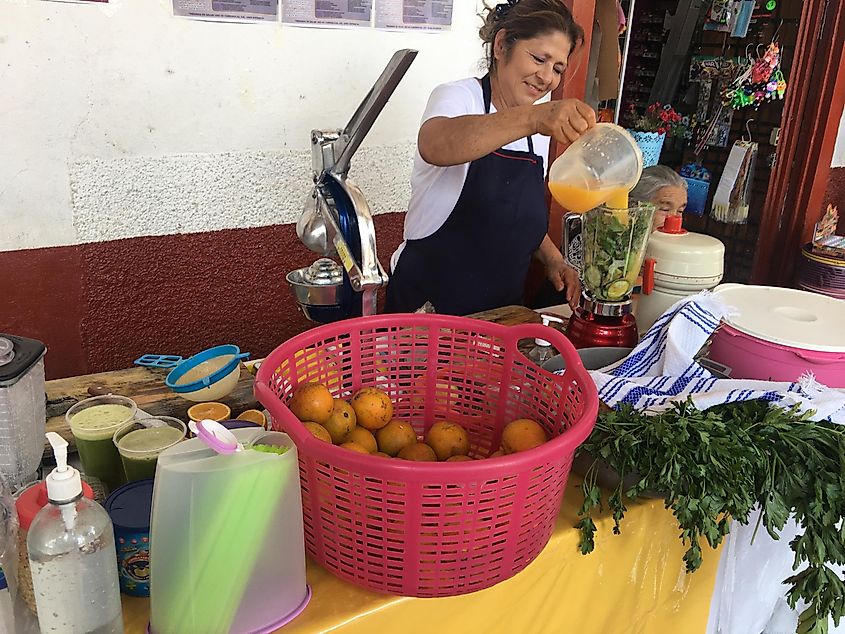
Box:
left=584, top=292, right=845, bottom=423
left=390, top=77, right=551, bottom=271
left=569, top=291, right=845, bottom=633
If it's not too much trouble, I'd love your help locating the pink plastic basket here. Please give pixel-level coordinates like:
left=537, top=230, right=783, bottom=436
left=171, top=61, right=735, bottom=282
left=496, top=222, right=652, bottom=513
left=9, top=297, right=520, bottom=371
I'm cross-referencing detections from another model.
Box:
left=255, top=314, right=598, bottom=597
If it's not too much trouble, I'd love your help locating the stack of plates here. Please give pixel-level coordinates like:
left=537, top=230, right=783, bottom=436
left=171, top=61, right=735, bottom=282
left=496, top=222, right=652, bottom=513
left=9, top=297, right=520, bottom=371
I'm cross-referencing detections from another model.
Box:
left=799, top=244, right=845, bottom=300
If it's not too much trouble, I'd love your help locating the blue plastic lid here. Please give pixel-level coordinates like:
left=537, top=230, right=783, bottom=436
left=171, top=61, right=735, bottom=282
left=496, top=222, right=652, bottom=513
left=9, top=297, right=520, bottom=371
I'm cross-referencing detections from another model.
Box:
left=164, top=345, right=249, bottom=394
left=0, top=567, right=7, bottom=591
left=104, top=479, right=154, bottom=532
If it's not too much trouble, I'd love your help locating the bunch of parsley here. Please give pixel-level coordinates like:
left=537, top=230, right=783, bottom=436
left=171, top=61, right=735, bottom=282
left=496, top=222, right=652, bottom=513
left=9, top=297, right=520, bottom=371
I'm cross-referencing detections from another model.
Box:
left=576, top=400, right=845, bottom=634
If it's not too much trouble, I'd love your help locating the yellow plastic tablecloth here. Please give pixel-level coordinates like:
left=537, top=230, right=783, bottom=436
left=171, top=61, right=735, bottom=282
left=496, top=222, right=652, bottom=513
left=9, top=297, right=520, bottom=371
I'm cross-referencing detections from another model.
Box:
left=123, top=477, right=720, bottom=634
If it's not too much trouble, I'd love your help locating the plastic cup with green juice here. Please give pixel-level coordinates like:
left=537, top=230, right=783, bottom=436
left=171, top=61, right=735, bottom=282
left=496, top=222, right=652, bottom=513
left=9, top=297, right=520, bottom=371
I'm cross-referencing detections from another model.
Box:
left=66, top=395, right=138, bottom=492
left=114, top=417, right=187, bottom=482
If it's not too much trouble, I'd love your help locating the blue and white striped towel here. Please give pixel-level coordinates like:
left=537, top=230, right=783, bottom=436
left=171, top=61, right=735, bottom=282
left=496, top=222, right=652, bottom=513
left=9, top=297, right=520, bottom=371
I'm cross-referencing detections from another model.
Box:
left=569, top=292, right=845, bottom=423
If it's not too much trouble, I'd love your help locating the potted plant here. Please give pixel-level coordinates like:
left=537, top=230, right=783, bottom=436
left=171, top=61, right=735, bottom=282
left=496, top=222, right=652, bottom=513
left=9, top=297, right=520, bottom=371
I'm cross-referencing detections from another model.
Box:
left=623, top=103, right=685, bottom=167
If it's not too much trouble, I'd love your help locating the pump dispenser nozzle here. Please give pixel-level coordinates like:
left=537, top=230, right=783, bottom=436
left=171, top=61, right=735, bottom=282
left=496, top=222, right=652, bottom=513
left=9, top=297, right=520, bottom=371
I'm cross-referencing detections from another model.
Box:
left=535, top=314, right=564, bottom=346
left=45, top=432, right=83, bottom=504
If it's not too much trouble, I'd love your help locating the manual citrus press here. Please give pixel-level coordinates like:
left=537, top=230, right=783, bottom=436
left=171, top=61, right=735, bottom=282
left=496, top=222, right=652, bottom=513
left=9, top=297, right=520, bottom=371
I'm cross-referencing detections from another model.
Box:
left=286, top=49, right=417, bottom=323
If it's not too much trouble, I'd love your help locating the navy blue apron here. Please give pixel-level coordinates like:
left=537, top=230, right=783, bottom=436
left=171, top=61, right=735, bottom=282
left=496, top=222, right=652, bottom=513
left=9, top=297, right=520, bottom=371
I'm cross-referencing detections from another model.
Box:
left=385, top=74, right=548, bottom=316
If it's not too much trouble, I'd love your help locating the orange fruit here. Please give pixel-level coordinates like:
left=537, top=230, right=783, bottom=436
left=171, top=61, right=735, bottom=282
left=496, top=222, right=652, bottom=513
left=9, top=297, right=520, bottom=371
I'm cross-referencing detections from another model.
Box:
left=445, top=455, right=474, bottom=462
left=302, top=421, right=332, bottom=443
left=288, top=383, right=334, bottom=425
left=323, top=399, right=357, bottom=444
left=350, top=387, right=393, bottom=430
left=501, top=419, right=548, bottom=454
left=347, top=427, right=377, bottom=454
left=488, top=448, right=505, bottom=458
left=375, top=419, right=417, bottom=456
left=340, top=441, right=370, bottom=454
left=397, top=442, right=437, bottom=462
left=374, top=451, right=392, bottom=458
left=425, top=421, right=470, bottom=461
left=187, top=402, right=231, bottom=422
left=236, top=409, right=267, bottom=427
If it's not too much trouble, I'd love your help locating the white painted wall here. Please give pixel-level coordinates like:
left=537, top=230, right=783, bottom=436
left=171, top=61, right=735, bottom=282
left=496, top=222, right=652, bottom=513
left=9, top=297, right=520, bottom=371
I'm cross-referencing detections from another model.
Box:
left=833, top=106, right=845, bottom=168
left=0, top=0, right=488, bottom=251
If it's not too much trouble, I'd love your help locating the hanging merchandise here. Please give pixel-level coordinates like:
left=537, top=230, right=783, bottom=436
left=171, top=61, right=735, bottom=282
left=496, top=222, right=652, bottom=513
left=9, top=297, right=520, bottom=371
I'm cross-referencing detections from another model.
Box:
left=722, top=42, right=787, bottom=110
left=704, top=0, right=741, bottom=32
left=688, top=57, right=739, bottom=151
left=711, top=140, right=758, bottom=223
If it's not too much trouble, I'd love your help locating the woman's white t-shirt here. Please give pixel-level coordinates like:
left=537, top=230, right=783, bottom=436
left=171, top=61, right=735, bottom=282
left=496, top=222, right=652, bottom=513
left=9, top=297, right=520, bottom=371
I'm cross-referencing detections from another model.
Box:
left=390, top=77, right=551, bottom=271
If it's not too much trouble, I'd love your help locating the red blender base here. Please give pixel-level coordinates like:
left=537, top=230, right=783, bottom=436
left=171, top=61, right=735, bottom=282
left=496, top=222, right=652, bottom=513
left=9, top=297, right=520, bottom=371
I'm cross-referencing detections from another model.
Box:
left=565, top=308, right=639, bottom=349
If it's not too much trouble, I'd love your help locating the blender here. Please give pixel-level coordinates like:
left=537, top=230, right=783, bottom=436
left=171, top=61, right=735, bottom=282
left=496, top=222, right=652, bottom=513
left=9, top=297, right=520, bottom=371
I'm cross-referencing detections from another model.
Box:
left=549, top=123, right=652, bottom=348
left=564, top=204, right=655, bottom=348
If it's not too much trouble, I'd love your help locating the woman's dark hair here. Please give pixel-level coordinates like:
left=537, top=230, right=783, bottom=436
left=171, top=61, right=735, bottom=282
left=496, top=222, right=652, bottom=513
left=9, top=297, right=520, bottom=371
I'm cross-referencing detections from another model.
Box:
left=479, top=0, right=584, bottom=71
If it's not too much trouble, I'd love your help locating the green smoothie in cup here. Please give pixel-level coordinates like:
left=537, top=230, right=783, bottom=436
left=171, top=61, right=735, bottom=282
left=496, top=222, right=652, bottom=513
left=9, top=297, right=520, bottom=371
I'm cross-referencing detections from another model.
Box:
left=67, top=396, right=137, bottom=492
left=115, top=419, right=186, bottom=481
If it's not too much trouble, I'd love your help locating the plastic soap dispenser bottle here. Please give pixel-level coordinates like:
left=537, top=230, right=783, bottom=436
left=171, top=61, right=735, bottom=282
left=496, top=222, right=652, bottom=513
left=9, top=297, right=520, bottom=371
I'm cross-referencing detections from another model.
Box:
left=528, top=314, right=565, bottom=366
left=27, top=433, right=124, bottom=634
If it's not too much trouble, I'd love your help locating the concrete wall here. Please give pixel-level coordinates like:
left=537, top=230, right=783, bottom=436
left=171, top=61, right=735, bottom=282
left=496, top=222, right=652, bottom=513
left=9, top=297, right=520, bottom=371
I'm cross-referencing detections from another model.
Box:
left=0, top=0, right=489, bottom=378
left=1, top=0, right=486, bottom=252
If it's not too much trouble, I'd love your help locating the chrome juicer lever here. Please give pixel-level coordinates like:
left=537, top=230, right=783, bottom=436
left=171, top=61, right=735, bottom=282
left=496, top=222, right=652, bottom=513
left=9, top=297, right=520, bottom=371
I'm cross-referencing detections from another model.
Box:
left=292, top=49, right=417, bottom=321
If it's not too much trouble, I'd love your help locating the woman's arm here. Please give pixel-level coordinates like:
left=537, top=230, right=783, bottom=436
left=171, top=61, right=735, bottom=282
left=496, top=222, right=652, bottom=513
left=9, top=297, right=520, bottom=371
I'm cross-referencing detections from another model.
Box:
left=419, top=100, right=597, bottom=167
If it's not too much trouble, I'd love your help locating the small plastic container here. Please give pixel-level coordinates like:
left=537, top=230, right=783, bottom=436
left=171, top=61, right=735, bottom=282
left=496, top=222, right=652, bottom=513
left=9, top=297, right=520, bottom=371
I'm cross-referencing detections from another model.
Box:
left=165, top=345, right=249, bottom=403
left=105, top=479, right=154, bottom=597
left=683, top=177, right=710, bottom=216
left=113, top=417, right=186, bottom=482
left=66, top=394, right=138, bottom=493
left=548, top=123, right=644, bottom=212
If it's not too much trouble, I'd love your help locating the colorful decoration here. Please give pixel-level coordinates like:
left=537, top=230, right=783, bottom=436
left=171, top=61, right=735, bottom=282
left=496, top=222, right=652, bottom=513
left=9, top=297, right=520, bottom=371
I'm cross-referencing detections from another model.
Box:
left=721, top=42, right=787, bottom=110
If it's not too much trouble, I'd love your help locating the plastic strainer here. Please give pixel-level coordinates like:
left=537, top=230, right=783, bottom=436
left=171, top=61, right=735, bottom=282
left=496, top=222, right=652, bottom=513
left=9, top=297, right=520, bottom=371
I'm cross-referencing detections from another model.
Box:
left=165, top=345, right=250, bottom=403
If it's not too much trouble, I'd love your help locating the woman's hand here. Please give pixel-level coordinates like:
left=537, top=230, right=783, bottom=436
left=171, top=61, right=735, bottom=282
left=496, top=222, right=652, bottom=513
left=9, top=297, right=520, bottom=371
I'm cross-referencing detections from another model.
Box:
left=532, top=99, right=597, bottom=147
left=535, top=235, right=581, bottom=310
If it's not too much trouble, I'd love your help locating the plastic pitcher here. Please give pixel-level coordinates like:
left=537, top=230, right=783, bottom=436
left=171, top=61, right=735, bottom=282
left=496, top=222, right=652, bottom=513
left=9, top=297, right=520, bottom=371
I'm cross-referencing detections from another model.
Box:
left=565, top=204, right=656, bottom=302
left=149, top=422, right=309, bottom=634
left=548, top=124, right=644, bottom=213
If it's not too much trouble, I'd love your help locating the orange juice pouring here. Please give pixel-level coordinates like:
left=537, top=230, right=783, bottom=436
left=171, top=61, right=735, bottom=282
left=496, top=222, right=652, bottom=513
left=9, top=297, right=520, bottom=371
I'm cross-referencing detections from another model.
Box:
left=547, top=124, right=643, bottom=212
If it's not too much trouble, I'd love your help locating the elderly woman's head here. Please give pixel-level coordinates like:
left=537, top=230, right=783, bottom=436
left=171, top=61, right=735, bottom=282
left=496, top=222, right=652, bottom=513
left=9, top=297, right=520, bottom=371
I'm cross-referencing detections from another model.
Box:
left=630, top=166, right=688, bottom=229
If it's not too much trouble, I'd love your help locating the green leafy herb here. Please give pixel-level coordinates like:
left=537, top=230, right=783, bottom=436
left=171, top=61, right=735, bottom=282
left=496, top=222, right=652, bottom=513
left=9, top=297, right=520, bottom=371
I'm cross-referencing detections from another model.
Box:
left=576, top=400, right=845, bottom=634
left=582, top=207, right=653, bottom=301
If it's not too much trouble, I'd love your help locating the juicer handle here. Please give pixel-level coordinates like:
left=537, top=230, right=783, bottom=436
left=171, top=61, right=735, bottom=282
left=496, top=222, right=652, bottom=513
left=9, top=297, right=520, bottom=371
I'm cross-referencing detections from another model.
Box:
left=333, top=49, right=418, bottom=177
left=562, top=213, right=583, bottom=272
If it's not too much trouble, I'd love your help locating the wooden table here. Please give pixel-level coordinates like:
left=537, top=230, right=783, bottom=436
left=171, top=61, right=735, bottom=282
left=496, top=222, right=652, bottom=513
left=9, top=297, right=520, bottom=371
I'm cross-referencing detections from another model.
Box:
left=45, top=305, right=542, bottom=455
left=45, top=306, right=720, bottom=634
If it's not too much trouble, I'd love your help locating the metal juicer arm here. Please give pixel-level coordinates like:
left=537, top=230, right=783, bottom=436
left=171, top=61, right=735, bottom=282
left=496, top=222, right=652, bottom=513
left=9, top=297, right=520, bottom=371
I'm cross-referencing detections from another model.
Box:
left=332, top=49, right=418, bottom=178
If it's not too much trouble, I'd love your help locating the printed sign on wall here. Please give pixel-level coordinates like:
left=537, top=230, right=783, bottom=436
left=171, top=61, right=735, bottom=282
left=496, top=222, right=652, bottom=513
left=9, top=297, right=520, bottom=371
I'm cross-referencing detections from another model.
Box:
left=173, top=0, right=279, bottom=22
left=375, top=0, right=453, bottom=30
left=282, top=0, right=372, bottom=27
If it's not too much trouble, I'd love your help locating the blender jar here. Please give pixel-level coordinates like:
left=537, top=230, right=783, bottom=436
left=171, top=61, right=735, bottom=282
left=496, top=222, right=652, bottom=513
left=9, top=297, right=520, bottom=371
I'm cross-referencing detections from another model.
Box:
left=0, top=335, right=47, bottom=492
left=577, top=204, right=656, bottom=302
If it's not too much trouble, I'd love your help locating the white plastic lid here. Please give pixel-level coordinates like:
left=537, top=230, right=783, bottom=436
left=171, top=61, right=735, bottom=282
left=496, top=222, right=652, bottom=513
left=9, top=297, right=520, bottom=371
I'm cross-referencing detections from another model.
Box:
left=45, top=432, right=82, bottom=503
left=646, top=229, right=725, bottom=278
left=713, top=284, right=845, bottom=352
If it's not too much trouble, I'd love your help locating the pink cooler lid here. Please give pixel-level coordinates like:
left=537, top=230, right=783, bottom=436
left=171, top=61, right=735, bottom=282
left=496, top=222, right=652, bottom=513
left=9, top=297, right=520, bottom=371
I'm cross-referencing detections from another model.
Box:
left=713, top=284, right=845, bottom=353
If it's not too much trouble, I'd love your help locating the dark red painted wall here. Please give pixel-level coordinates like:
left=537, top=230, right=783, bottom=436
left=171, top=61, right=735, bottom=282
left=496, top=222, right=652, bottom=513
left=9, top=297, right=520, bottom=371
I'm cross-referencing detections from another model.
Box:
left=1, top=214, right=405, bottom=379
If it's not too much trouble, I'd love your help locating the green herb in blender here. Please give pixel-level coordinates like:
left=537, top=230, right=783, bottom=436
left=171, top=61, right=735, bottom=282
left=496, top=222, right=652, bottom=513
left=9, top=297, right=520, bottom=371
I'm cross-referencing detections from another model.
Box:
left=582, top=205, right=655, bottom=302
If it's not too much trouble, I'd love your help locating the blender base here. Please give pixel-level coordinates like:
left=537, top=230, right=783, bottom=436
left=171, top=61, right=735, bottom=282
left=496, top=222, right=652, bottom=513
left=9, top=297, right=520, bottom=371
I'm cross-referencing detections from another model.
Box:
left=565, top=309, right=639, bottom=349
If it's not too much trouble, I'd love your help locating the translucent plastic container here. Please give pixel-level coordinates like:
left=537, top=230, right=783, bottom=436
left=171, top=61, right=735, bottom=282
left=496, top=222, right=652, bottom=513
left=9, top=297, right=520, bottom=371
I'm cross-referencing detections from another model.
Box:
left=548, top=123, right=644, bottom=213
left=0, top=335, right=47, bottom=492
left=149, top=428, right=309, bottom=634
